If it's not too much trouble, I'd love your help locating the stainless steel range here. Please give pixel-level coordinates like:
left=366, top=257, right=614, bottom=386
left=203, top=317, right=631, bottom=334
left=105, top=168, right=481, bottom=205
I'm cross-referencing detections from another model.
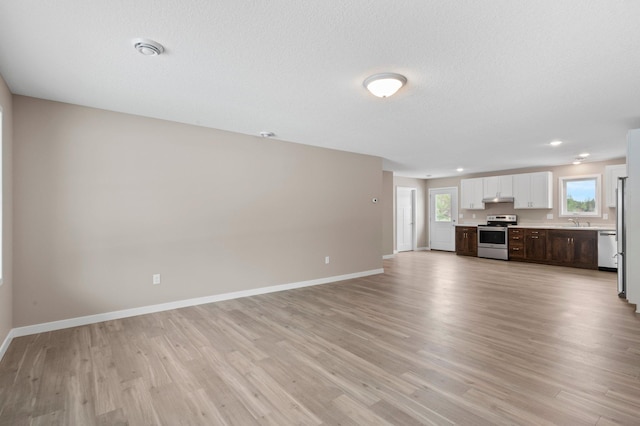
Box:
left=477, top=215, right=517, bottom=260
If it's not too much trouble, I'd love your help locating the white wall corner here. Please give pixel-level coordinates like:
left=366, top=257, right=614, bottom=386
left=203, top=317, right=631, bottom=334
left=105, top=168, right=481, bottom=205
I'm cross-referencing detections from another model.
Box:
left=0, top=329, right=15, bottom=362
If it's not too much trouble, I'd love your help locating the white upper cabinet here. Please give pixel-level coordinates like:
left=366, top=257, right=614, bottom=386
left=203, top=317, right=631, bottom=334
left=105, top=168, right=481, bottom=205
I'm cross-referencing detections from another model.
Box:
left=483, top=175, right=513, bottom=199
left=513, top=172, right=553, bottom=209
left=460, top=178, right=485, bottom=210
left=605, top=164, right=627, bottom=208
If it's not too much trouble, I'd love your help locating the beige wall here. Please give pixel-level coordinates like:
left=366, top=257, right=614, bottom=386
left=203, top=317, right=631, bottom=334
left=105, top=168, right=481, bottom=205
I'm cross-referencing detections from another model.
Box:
left=13, top=96, right=383, bottom=326
left=393, top=176, right=427, bottom=250
left=0, top=75, right=12, bottom=344
left=381, top=171, right=394, bottom=256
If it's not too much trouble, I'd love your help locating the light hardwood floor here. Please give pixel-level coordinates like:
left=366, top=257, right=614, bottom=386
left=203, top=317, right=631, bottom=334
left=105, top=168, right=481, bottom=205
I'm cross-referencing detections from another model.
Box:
left=1, top=251, right=640, bottom=425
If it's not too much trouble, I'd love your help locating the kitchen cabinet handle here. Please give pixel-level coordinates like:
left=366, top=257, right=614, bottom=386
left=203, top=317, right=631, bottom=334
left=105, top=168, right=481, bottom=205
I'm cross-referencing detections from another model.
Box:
left=531, top=236, right=539, bottom=239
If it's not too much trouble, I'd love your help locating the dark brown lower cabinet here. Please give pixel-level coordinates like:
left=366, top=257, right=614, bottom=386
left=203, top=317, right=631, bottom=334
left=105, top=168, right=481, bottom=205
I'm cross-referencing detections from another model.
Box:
left=508, top=228, right=598, bottom=269
left=455, top=227, right=477, bottom=256
left=508, top=228, right=524, bottom=259
left=524, top=229, right=547, bottom=261
left=547, top=230, right=597, bottom=269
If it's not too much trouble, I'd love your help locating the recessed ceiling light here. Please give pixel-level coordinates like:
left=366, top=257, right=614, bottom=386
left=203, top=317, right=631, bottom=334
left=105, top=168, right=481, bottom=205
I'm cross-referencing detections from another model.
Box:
left=456, top=167, right=464, bottom=172
left=363, top=73, right=407, bottom=98
left=549, top=140, right=563, bottom=146
left=259, top=131, right=275, bottom=138
left=573, top=161, right=582, bottom=165
left=578, top=152, right=590, bottom=157
left=133, top=38, right=164, bottom=56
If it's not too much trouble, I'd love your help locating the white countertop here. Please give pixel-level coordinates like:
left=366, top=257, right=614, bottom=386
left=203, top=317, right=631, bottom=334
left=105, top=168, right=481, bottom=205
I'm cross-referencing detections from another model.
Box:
left=509, top=224, right=615, bottom=231
left=456, top=223, right=615, bottom=231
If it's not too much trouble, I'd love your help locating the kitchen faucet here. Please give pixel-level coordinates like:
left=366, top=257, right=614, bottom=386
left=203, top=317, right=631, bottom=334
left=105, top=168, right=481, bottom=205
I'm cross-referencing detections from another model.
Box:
left=568, top=218, right=580, bottom=227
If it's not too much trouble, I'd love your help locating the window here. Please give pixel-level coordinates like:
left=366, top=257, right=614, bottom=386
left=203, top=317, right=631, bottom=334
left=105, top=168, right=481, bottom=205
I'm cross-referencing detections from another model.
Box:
left=435, top=193, right=451, bottom=222
left=559, top=174, right=601, bottom=217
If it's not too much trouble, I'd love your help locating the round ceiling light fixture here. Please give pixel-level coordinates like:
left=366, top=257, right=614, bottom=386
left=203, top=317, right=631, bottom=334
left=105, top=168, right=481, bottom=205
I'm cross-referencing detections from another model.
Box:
left=363, top=73, right=407, bottom=98
left=549, top=140, right=563, bottom=146
left=133, top=38, right=164, bottom=56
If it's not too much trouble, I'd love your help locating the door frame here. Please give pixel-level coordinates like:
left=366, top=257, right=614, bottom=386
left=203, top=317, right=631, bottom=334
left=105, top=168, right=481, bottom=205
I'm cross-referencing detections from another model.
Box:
left=396, top=186, right=417, bottom=252
left=428, top=186, right=459, bottom=251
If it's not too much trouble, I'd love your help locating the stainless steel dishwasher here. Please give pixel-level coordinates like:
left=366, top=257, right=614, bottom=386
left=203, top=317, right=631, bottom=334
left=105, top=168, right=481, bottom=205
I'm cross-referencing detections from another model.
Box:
left=598, top=230, right=617, bottom=270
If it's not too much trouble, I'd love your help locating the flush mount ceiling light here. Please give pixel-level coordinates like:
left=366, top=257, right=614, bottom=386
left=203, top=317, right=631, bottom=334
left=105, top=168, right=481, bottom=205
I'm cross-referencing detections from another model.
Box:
left=578, top=152, right=590, bottom=157
left=363, top=73, right=407, bottom=98
left=456, top=167, right=464, bottom=172
left=549, top=140, right=563, bottom=146
left=133, top=38, right=164, bottom=56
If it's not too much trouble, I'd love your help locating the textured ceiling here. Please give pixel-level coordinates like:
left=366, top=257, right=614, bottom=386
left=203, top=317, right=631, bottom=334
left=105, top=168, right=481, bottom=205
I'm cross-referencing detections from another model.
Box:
left=1, top=1, right=639, bottom=178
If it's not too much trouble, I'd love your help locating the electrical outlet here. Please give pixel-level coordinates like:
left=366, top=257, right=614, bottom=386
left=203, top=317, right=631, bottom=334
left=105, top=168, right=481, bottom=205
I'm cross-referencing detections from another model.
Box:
left=325, top=256, right=330, bottom=264
left=153, top=274, right=161, bottom=285
left=547, top=213, right=553, bottom=220
left=472, top=214, right=476, bottom=219
left=603, top=213, right=608, bottom=220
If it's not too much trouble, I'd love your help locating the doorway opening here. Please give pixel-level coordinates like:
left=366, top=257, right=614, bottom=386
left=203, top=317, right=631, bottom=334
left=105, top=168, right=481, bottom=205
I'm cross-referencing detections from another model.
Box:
left=396, top=187, right=416, bottom=252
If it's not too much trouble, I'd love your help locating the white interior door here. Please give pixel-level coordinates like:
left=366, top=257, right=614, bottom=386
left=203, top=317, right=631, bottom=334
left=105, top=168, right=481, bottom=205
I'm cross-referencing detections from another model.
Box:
left=396, top=187, right=415, bottom=252
left=429, top=187, right=458, bottom=251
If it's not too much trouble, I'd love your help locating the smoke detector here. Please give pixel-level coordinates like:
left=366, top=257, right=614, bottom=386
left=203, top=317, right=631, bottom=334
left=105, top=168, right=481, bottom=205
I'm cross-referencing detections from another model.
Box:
left=133, top=38, right=164, bottom=56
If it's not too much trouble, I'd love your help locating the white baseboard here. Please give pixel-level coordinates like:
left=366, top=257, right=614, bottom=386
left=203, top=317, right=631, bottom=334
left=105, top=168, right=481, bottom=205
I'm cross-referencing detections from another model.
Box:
left=391, top=248, right=429, bottom=254
left=7, top=268, right=384, bottom=345
left=382, top=254, right=395, bottom=259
